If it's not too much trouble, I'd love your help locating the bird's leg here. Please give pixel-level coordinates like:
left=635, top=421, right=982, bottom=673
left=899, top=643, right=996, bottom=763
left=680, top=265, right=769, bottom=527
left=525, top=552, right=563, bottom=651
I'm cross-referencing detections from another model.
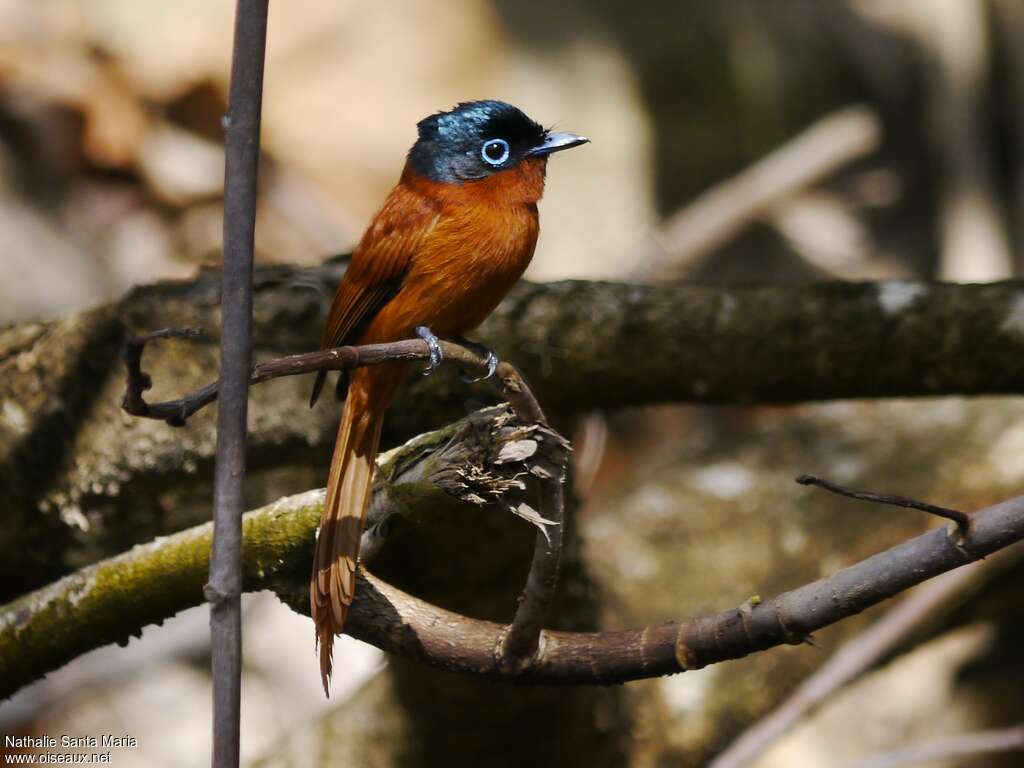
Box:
left=415, top=326, right=443, bottom=376
left=453, top=335, right=499, bottom=382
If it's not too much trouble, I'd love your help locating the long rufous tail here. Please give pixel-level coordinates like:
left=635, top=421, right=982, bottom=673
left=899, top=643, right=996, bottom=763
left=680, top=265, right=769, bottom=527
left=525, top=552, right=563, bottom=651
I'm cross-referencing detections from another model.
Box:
left=311, top=373, right=387, bottom=695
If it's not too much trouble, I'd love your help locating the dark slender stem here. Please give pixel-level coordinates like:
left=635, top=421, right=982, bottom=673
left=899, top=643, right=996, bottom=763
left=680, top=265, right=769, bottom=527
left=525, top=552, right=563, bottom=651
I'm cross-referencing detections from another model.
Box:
left=210, top=4, right=267, bottom=768
left=489, top=358, right=564, bottom=668
left=121, top=335, right=538, bottom=427
left=796, top=474, right=971, bottom=532
left=121, top=328, right=204, bottom=426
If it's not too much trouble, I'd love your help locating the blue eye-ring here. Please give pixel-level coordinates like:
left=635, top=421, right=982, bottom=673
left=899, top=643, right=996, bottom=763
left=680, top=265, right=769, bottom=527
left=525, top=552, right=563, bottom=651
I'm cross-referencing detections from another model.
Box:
left=481, top=138, right=510, bottom=166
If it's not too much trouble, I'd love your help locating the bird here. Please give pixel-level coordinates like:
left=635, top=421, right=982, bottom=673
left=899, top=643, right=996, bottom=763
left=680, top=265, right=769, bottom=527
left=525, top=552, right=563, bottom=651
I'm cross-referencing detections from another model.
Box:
left=309, top=100, right=588, bottom=694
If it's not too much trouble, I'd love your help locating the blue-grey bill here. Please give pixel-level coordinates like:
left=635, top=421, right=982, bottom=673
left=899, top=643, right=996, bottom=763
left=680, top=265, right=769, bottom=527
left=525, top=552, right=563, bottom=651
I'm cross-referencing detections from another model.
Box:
left=528, top=132, right=590, bottom=157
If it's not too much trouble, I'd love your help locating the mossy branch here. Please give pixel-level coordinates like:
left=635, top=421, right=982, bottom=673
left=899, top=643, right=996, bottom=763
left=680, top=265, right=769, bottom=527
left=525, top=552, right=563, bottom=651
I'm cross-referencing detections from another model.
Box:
left=0, top=405, right=565, bottom=697
left=0, top=489, right=317, bottom=698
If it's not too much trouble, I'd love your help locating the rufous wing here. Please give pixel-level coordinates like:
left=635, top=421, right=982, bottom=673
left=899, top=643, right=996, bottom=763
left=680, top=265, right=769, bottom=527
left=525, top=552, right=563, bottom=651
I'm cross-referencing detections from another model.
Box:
left=310, top=184, right=440, bottom=406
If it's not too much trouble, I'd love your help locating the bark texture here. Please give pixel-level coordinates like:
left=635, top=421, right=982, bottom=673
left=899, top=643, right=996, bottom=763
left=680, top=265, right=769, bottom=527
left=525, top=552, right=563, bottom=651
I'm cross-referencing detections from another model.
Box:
left=4, top=265, right=1024, bottom=600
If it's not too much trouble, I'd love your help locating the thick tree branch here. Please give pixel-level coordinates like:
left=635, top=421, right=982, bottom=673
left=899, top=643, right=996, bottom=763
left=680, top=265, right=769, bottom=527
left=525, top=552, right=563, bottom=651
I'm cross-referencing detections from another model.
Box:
left=119, top=276, right=1024, bottom=428
left=3, top=466, right=1021, bottom=698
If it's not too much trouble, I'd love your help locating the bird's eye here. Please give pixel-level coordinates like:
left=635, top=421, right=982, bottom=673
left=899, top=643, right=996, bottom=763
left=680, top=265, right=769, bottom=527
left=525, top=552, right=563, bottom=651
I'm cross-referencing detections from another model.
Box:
left=481, top=138, right=510, bottom=166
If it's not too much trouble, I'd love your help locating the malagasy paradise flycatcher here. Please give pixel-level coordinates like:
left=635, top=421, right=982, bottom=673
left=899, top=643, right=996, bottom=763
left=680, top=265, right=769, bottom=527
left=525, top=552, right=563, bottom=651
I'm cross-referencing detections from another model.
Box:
left=310, top=100, right=588, bottom=693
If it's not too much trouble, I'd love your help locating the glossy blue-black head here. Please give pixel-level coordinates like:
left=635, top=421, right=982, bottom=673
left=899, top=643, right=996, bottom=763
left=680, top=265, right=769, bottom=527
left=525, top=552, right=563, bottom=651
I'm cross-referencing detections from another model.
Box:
left=407, top=100, right=588, bottom=184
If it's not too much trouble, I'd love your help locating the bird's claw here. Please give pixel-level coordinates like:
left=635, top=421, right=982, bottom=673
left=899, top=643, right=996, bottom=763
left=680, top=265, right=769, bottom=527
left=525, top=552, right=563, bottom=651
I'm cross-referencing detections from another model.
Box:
left=416, top=326, right=443, bottom=375
left=462, top=350, right=498, bottom=383
left=453, top=336, right=499, bottom=382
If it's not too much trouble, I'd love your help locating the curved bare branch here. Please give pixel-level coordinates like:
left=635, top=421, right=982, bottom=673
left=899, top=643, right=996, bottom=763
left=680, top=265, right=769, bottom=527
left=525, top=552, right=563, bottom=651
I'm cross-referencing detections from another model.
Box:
left=2, top=477, right=1021, bottom=698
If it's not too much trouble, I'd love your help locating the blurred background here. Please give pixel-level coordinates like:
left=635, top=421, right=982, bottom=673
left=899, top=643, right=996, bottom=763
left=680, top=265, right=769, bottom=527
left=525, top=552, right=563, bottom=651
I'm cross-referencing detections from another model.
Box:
left=2, top=1, right=1024, bottom=766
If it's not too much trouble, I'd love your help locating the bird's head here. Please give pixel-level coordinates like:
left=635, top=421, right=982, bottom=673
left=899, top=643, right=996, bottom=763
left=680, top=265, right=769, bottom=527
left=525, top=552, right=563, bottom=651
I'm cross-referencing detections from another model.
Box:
left=407, top=100, right=588, bottom=184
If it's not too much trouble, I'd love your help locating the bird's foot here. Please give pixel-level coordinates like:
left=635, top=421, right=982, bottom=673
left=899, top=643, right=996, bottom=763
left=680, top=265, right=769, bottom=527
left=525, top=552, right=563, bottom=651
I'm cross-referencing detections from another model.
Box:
left=416, top=326, right=443, bottom=376
left=454, top=336, right=499, bottom=382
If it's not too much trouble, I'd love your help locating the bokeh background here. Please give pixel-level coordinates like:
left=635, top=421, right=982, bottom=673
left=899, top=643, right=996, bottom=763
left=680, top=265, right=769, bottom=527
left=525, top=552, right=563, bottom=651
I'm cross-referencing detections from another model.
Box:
left=2, top=1, right=1024, bottom=766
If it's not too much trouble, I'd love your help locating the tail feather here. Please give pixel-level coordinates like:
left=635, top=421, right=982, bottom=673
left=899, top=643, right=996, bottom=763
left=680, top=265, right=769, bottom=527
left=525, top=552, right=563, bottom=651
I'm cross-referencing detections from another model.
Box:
left=309, top=369, right=328, bottom=408
left=311, top=382, right=385, bottom=696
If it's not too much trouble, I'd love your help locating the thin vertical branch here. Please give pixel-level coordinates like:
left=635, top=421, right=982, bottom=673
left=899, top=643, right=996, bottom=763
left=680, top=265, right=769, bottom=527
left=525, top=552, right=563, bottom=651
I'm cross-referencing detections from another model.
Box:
left=209, top=2, right=268, bottom=768
left=498, top=472, right=566, bottom=670
left=486, top=362, right=569, bottom=671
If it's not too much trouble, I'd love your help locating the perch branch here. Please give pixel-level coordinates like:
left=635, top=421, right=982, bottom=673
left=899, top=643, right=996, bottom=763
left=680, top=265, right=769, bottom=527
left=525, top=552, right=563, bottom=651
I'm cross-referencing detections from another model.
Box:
left=796, top=474, right=970, bottom=532
left=3, top=481, right=1022, bottom=698
left=121, top=333, right=539, bottom=428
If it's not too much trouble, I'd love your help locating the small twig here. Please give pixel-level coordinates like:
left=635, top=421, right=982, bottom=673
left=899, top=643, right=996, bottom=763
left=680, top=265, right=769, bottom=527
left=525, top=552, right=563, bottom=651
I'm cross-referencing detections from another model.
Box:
left=489, top=360, right=546, bottom=424
left=121, top=333, right=537, bottom=426
left=796, top=474, right=970, bottom=533
left=120, top=328, right=204, bottom=425
left=846, top=724, right=1024, bottom=768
